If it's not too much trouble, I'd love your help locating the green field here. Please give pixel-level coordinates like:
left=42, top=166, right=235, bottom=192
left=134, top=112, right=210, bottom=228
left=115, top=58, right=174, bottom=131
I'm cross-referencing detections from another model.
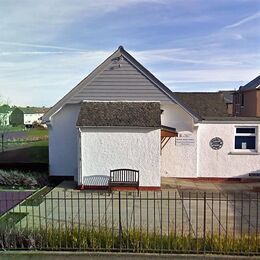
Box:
left=0, top=128, right=48, bottom=163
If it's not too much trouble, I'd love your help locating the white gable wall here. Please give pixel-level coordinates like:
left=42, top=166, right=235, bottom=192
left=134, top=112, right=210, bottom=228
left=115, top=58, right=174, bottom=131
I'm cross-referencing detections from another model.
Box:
left=161, top=103, right=194, bottom=131
left=45, top=50, right=197, bottom=179
left=79, top=127, right=161, bottom=187
left=48, top=104, right=80, bottom=177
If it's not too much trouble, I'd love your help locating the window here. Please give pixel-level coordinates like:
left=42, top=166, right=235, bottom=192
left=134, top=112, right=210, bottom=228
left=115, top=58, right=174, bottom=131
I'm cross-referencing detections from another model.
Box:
left=241, top=93, right=244, bottom=107
left=235, top=127, right=257, bottom=151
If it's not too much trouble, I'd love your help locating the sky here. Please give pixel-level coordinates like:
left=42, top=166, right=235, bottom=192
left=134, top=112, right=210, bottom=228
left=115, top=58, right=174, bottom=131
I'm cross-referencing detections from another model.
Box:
left=0, top=0, right=260, bottom=107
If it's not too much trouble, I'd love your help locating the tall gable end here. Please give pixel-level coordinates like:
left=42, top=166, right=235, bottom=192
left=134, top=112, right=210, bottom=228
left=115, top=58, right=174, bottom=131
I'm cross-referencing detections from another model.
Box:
left=68, top=56, right=171, bottom=103
left=43, top=46, right=199, bottom=122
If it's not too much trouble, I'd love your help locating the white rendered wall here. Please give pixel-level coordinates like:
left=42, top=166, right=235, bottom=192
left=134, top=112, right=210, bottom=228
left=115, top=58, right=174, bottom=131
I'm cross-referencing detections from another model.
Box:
left=48, top=104, right=80, bottom=176
left=161, top=130, right=197, bottom=178
left=160, top=103, right=197, bottom=178
left=79, top=128, right=161, bottom=187
left=197, top=123, right=260, bottom=178
left=161, top=103, right=194, bottom=131
left=24, top=113, right=44, bottom=125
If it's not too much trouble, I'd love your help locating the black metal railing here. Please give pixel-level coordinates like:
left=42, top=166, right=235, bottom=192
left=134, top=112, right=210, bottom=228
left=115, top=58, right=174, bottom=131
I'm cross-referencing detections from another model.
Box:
left=0, top=190, right=259, bottom=255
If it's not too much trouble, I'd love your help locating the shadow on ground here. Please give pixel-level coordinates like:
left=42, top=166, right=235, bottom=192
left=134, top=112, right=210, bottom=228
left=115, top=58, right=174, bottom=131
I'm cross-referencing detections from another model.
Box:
left=0, top=145, right=48, bottom=164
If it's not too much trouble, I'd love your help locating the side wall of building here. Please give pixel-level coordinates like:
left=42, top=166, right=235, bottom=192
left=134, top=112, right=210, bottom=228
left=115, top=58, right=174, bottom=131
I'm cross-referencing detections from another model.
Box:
left=79, top=128, right=161, bottom=187
left=160, top=103, right=197, bottom=178
left=257, top=90, right=260, bottom=117
left=48, top=104, right=80, bottom=176
left=197, top=123, right=260, bottom=178
left=240, top=90, right=257, bottom=117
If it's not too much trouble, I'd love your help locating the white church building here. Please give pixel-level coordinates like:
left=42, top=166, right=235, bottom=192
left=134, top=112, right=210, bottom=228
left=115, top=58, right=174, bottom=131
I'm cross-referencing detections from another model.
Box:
left=42, top=46, right=260, bottom=190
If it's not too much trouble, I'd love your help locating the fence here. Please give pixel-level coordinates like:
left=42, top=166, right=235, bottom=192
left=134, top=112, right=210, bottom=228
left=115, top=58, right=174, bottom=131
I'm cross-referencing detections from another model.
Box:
left=0, top=190, right=259, bottom=255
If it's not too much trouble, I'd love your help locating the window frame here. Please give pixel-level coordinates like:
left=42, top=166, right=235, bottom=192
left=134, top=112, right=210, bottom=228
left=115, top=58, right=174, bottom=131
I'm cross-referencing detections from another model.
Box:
left=234, top=126, right=257, bottom=152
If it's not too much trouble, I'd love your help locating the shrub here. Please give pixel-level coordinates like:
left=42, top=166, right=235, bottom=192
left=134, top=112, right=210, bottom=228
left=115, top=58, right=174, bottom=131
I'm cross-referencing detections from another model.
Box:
left=0, top=169, right=49, bottom=188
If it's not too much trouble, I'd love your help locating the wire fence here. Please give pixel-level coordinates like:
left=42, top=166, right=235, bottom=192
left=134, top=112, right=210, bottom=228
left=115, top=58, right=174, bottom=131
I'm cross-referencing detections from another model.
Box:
left=0, top=190, right=259, bottom=255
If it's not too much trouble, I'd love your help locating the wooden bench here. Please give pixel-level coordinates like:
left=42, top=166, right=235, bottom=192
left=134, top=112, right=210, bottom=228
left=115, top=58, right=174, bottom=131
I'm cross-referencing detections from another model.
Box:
left=109, top=169, right=139, bottom=192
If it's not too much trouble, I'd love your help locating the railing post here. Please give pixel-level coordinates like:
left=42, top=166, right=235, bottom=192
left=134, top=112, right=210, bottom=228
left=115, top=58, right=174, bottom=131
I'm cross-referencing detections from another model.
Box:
left=203, top=192, right=206, bottom=253
left=118, top=191, right=122, bottom=251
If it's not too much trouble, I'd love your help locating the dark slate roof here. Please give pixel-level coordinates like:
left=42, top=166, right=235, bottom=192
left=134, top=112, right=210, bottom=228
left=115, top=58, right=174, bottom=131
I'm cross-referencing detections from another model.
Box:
left=19, top=107, right=49, bottom=114
left=239, top=75, right=260, bottom=91
left=203, top=117, right=260, bottom=122
left=77, top=102, right=161, bottom=127
left=173, top=92, right=229, bottom=119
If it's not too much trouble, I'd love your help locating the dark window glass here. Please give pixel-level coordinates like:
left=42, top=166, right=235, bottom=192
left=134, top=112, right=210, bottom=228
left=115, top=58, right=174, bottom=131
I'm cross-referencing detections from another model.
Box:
left=241, top=93, right=244, bottom=106
left=235, top=136, right=256, bottom=149
left=236, top=128, right=255, bottom=134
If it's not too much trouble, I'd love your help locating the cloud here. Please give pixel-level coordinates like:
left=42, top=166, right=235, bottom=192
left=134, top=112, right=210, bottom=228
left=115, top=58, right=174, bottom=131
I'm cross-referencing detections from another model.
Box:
left=0, top=41, right=85, bottom=51
left=0, top=1, right=259, bottom=105
left=224, top=11, right=260, bottom=29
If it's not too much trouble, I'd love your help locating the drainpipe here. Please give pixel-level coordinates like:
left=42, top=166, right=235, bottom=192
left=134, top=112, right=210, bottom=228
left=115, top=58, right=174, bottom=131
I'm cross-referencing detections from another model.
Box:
left=78, top=128, right=83, bottom=188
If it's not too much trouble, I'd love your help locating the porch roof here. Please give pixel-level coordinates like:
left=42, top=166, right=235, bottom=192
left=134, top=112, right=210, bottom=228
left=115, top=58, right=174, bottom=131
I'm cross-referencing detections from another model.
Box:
left=76, top=101, right=161, bottom=128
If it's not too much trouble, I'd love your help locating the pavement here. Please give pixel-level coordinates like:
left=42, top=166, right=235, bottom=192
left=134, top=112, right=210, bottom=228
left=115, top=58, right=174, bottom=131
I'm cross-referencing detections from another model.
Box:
left=161, top=177, right=260, bottom=192
left=11, top=179, right=260, bottom=238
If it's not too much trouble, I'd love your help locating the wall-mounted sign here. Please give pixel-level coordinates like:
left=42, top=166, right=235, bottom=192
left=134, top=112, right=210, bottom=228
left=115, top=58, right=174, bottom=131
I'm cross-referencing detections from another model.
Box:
left=209, top=137, right=223, bottom=150
left=175, top=137, right=195, bottom=146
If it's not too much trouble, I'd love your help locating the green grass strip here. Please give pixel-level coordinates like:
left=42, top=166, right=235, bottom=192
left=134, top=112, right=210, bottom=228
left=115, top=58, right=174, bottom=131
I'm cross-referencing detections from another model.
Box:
left=21, top=186, right=52, bottom=206
left=0, top=212, right=28, bottom=227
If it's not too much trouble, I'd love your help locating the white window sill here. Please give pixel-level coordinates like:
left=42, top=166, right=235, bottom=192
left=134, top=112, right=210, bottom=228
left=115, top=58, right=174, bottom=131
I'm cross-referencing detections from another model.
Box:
left=228, top=151, right=260, bottom=155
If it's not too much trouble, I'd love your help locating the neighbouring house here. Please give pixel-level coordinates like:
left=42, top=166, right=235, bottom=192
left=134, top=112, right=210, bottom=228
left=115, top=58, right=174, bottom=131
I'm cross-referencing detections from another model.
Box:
left=10, top=107, right=48, bottom=127
left=233, top=75, right=260, bottom=117
left=0, top=105, right=12, bottom=126
left=42, top=46, right=260, bottom=190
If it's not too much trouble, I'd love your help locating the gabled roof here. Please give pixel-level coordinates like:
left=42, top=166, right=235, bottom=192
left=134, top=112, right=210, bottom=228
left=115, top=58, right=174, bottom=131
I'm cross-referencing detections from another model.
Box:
left=239, top=75, right=260, bottom=91
left=17, top=107, right=49, bottom=114
left=42, top=46, right=199, bottom=122
left=174, top=92, right=229, bottom=119
left=77, top=101, right=161, bottom=128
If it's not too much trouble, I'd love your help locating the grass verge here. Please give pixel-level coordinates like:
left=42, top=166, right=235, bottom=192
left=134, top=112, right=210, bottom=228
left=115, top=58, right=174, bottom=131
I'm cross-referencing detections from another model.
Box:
left=21, top=186, right=52, bottom=206
left=0, top=212, right=28, bottom=226
left=0, top=226, right=258, bottom=255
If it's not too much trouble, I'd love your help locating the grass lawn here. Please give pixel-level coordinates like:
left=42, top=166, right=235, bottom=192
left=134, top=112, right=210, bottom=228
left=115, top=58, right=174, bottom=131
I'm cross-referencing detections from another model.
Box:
left=0, top=128, right=49, bottom=163
left=0, top=140, right=48, bottom=163
left=27, top=128, right=48, bottom=138
left=0, top=125, right=26, bottom=132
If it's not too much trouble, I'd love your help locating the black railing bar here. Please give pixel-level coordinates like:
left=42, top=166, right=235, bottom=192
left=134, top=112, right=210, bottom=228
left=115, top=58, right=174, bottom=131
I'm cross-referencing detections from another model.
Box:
left=42, top=196, right=260, bottom=202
